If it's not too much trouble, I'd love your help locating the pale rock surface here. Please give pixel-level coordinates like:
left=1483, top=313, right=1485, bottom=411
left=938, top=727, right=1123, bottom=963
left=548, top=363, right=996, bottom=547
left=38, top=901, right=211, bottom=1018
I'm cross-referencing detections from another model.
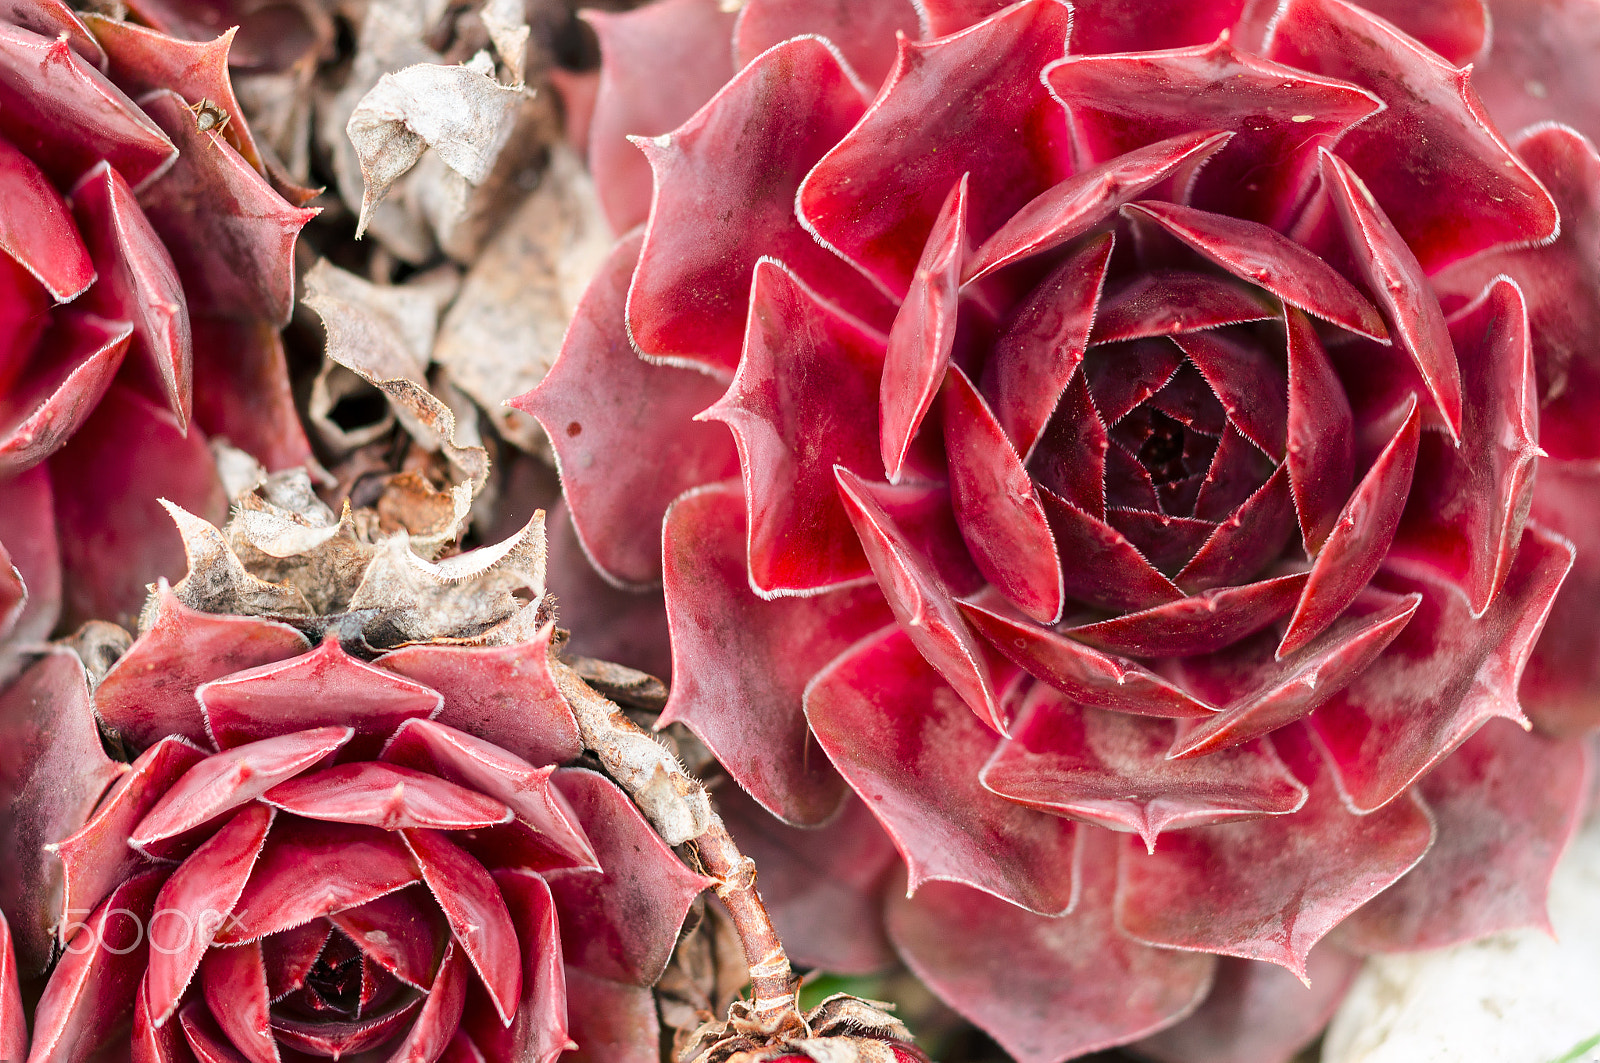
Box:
left=1324, top=811, right=1600, bottom=1063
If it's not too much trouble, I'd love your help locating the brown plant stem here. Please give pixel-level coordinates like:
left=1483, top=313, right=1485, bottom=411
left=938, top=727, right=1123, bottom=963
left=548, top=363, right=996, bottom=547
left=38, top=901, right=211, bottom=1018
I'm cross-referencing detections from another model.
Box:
left=549, top=656, right=805, bottom=1038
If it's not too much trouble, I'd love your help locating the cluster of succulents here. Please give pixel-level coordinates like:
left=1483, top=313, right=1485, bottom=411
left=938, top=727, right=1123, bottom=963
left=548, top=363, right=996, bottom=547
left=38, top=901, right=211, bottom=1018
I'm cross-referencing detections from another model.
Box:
left=2, top=0, right=1600, bottom=1061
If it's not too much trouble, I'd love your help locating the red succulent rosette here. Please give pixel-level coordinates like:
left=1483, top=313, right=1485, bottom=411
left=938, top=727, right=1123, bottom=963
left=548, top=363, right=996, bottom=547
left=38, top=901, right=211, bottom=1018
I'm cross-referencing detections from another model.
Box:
left=0, top=599, right=709, bottom=1062
left=0, top=0, right=314, bottom=640
left=523, top=0, right=1600, bottom=1057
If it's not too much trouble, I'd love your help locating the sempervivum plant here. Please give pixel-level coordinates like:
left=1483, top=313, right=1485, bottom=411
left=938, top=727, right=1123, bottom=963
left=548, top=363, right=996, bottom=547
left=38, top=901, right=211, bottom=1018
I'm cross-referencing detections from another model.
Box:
left=523, top=0, right=1600, bottom=1058
left=0, top=0, right=314, bottom=639
left=0, top=461, right=720, bottom=1062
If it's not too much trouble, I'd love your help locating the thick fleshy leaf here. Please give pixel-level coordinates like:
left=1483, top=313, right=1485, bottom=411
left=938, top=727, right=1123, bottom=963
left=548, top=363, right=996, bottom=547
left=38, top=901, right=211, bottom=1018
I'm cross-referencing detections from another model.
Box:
left=584, top=0, right=736, bottom=233
left=798, top=0, right=1075, bottom=292
left=1135, top=945, right=1363, bottom=1063
left=966, top=131, right=1227, bottom=282
left=0, top=137, right=92, bottom=300
left=198, top=942, right=276, bottom=1063
left=1034, top=486, right=1190, bottom=611
left=263, top=763, right=512, bottom=831
left=1277, top=395, right=1420, bottom=656
left=1116, top=725, right=1434, bottom=978
left=1309, top=524, right=1572, bottom=811
left=881, top=175, right=966, bottom=481
left=0, top=465, right=59, bottom=648
left=835, top=467, right=1011, bottom=732
left=659, top=482, right=889, bottom=825
left=382, top=719, right=596, bottom=869
left=0, top=23, right=175, bottom=189
left=1522, top=460, right=1600, bottom=737
left=216, top=819, right=418, bottom=945
left=72, top=161, right=190, bottom=426
left=700, top=257, right=886, bottom=594
left=805, top=626, right=1079, bottom=914
left=980, top=234, right=1111, bottom=461
left=197, top=636, right=440, bottom=753
left=1171, top=329, right=1287, bottom=459
left=0, top=913, right=23, bottom=1061
left=628, top=35, right=879, bottom=376
left=29, top=869, right=165, bottom=1063
left=145, top=803, right=273, bottom=1025
left=0, top=650, right=124, bottom=972
left=718, top=785, right=899, bottom=974
left=380, top=938, right=467, bottom=1063
left=137, top=91, right=315, bottom=326
left=473, top=870, right=572, bottom=1063
left=733, top=0, right=920, bottom=87
left=1352, top=0, right=1489, bottom=65
left=960, top=595, right=1217, bottom=718
left=544, top=769, right=712, bottom=986
left=129, top=728, right=351, bottom=856
left=1064, top=573, right=1307, bottom=658
left=1283, top=308, right=1354, bottom=554
left=0, top=310, right=129, bottom=478
left=886, top=829, right=1215, bottom=1063
left=516, top=231, right=738, bottom=588
left=264, top=997, right=423, bottom=1058
left=1268, top=0, right=1557, bottom=271
left=96, top=586, right=309, bottom=750
left=543, top=501, right=673, bottom=681
left=982, top=684, right=1307, bottom=849
left=1395, top=278, right=1539, bottom=616
left=942, top=366, right=1063, bottom=624
left=0, top=0, right=103, bottom=66
left=561, top=968, right=658, bottom=1063
left=1318, top=148, right=1462, bottom=437
left=49, top=383, right=227, bottom=630
left=377, top=633, right=582, bottom=770
left=1091, top=270, right=1276, bottom=344
left=130, top=977, right=188, bottom=1063
left=1339, top=718, right=1589, bottom=953
left=53, top=737, right=206, bottom=931
left=1047, top=38, right=1382, bottom=227
left=400, top=829, right=521, bottom=1025
left=327, top=886, right=445, bottom=991
left=1167, top=589, right=1420, bottom=758
left=1122, top=201, right=1387, bottom=340
left=190, top=316, right=312, bottom=473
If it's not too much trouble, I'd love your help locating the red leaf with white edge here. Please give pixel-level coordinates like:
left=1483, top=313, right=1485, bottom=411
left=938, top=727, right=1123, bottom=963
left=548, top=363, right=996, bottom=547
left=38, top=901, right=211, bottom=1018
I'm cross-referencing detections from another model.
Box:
left=1135, top=945, right=1363, bottom=1063
left=1068, top=0, right=1248, bottom=53
left=1116, top=725, right=1434, bottom=978
left=1035, top=486, right=1188, bottom=611
left=1349, top=0, right=1488, bottom=65
left=1339, top=718, right=1589, bottom=953
left=718, top=785, right=900, bottom=975
left=400, top=829, right=521, bottom=1026
left=382, top=718, right=596, bottom=869
left=29, top=869, right=166, bottom=1063
left=798, top=0, right=1076, bottom=293
left=1284, top=308, right=1354, bottom=555
left=0, top=914, right=24, bottom=1062
left=1277, top=394, right=1420, bottom=657
left=0, top=0, right=104, bottom=66
left=881, top=175, right=967, bottom=481
left=628, top=35, right=885, bottom=377
left=0, top=138, right=93, bottom=301
left=198, top=636, right=440, bottom=753
left=1091, top=270, right=1276, bottom=345
left=1394, top=278, right=1539, bottom=615
left=0, top=650, right=125, bottom=972
left=1122, top=201, right=1387, bottom=341
left=544, top=769, right=712, bottom=987
left=261, top=920, right=329, bottom=1001
left=145, top=803, right=274, bottom=1025
left=733, top=0, right=920, bottom=87
left=198, top=941, right=276, bottom=1063
left=72, top=161, right=190, bottom=427
left=96, top=586, right=309, bottom=750
left=1064, top=573, right=1307, bottom=658
left=1522, top=459, right=1600, bottom=737
left=699, top=258, right=887, bottom=594
left=886, top=829, right=1215, bottom=1063
left=980, top=234, right=1111, bottom=461
left=54, top=736, right=207, bottom=933
left=0, top=23, right=174, bottom=189
left=1268, top=0, right=1557, bottom=272
left=560, top=968, right=659, bottom=1063
left=263, top=996, right=422, bottom=1058
left=263, top=763, right=512, bottom=831
left=385, top=938, right=468, bottom=1063
left=1309, top=524, right=1572, bottom=812
left=1171, top=328, right=1287, bottom=460
left=982, top=683, right=1307, bottom=850
left=0, top=466, right=59, bottom=647
left=473, top=871, right=573, bottom=1063
left=214, top=818, right=418, bottom=945
left=1048, top=38, right=1381, bottom=228
left=327, top=886, right=445, bottom=991
left=805, top=626, right=1080, bottom=915
left=130, top=727, right=352, bottom=856
left=835, top=467, right=1011, bottom=733
left=377, top=632, right=581, bottom=770
left=660, top=482, right=890, bottom=826
left=584, top=0, right=735, bottom=233
left=920, top=0, right=1008, bottom=36
left=0, top=311, right=128, bottom=494
left=515, top=232, right=738, bottom=588
left=966, top=132, right=1227, bottom=282
left=190, top=316, right=313, bottom=474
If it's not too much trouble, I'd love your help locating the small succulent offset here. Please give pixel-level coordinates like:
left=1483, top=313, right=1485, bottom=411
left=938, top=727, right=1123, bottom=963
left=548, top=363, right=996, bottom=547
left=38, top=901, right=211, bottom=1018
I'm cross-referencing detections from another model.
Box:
left=528, top=0, right=1600, bottom=1058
